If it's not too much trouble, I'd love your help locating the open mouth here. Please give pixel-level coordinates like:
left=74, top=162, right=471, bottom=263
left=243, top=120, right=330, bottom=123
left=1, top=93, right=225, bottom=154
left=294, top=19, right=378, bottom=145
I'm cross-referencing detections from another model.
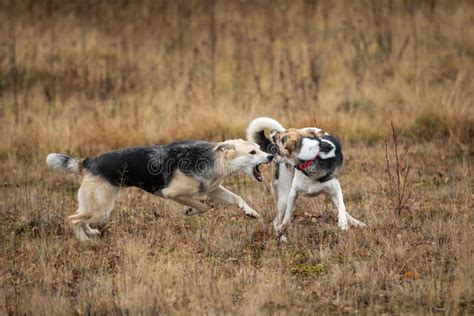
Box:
left=252, top=164, right=264, bottom=182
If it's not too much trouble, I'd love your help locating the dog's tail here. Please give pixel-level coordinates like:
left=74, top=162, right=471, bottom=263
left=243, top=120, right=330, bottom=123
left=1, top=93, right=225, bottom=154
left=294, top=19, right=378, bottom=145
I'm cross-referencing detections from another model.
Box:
left=46, top=153, right=86, bottom=174
left=246, top=117, right=285, bottom=153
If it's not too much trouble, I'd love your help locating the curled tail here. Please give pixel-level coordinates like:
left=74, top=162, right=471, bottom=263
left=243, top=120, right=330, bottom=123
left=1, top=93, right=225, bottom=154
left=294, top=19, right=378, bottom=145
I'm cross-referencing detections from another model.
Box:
left=246, top=117, right=285, bottom=153
left=46, top=153, right=85, bottom=174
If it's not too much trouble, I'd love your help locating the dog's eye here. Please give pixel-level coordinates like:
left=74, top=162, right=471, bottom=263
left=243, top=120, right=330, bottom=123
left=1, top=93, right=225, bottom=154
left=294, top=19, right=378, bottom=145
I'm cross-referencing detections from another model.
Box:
left=249, top=150, right=257, bottom=155
left=281, top=136, right=288, bottom=144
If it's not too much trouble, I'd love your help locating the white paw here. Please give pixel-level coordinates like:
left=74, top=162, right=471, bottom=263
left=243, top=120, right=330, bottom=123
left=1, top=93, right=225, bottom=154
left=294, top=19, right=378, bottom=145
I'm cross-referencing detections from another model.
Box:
left=275, top=223, right=287, bottom=235
left=77, top=235, right=92, bottom=242
left=88, top=229, right=100, bottom=236
left=273, top=221, right=280, bottom=232
left=184, top=208, right=200, bottom=216
left=354, top=221, right=367, bottom=228
left=278, top=235, right=288, bottom=243
left=338, top=218, right=349, bottom=231
left=244, top=209, right=260, bottom=218
left=348, top=217, right=367, bottom=228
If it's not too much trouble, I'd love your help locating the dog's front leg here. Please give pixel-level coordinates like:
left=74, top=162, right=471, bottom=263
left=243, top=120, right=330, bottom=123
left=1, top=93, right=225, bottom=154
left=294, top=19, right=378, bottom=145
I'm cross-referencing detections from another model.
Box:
left=207, top=186, right=260, bottom=218
left=274, top=194, right=288, bottom=232
left=276, top=188, right=298, bottom=235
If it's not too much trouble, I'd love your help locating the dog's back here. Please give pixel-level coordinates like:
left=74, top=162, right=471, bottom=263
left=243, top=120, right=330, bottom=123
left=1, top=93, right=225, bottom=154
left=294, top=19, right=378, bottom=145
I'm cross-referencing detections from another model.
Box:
left=84, top=141, right=216, bottom=193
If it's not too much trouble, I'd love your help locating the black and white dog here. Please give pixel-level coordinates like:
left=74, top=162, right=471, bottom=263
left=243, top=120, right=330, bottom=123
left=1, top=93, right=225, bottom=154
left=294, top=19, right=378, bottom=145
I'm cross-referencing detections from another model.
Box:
left=46, top=139, right=273, bottom=241
left=247, top=117, right=366, bottom=240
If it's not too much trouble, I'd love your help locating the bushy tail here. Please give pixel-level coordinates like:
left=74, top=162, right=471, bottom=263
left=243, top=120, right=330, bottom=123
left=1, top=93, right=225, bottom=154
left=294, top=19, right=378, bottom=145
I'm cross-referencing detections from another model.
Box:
left=246, top=117, right=285, bottom=153
left=46, top=153, right=84, bottom=174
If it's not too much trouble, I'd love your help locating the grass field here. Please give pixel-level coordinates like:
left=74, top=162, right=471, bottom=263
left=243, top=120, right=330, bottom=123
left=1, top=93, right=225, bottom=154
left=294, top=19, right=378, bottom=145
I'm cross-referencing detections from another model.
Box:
left=1, top=0, right=473, bottom=314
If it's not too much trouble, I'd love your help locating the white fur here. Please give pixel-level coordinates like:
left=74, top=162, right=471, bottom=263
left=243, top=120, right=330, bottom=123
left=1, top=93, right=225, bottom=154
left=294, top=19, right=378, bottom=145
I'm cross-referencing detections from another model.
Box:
left=246, top=117, right=367, bottom=240
left=246, top=117, right=285, bottom=144
left=46, top=153, right=82, bottom=174
left=274, top=169, right=367, bottom=236
left=302, top=127, right=324, bottom=134
left=298, top=138, right=320, bottom=161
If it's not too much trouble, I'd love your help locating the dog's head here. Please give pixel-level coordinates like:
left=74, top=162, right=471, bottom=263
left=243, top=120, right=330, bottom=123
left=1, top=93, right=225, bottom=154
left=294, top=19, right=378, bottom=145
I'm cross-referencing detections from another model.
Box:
left=270, top=128, right=325, bottom=161
left=214, top=139, right=274, bottom=181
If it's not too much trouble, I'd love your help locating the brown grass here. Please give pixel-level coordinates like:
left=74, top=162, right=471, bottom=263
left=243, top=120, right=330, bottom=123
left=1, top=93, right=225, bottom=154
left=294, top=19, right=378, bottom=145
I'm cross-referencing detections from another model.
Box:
left=1, top=0, right=473, bottom=314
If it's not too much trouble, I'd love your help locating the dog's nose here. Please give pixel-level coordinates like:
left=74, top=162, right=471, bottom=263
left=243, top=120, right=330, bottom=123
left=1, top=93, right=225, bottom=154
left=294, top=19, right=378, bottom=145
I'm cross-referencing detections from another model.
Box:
left=267, top=155, right=274, bottom=161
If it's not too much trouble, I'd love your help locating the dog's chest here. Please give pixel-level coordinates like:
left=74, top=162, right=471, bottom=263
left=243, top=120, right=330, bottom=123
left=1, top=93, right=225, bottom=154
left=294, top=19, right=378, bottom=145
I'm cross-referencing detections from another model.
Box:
left=200, top=178, right=224, bottom=193
left=294, top=172, right=326, bottom=195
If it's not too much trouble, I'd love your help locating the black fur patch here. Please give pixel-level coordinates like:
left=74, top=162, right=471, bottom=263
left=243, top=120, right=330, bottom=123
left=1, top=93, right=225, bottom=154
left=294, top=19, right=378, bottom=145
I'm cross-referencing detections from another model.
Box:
left=57, top=154, right=71, bottom=168
left=84, top=141, right=216, bottom=194
left=297, top=134, right=343, bottom=182
left=255, top=131, right=279, bottom=155
left=273, top=163, right=280, bottom=180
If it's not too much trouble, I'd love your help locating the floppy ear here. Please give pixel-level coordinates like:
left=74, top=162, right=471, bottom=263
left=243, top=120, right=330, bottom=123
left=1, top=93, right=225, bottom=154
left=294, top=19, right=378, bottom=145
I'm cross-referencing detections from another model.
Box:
left=270, top=130, right=281, bottom=142
left=285, top=138, right=297, bottom=152
left=305, top=129, right=325, bottom=138
left=214, top=143, right=236, bottom=158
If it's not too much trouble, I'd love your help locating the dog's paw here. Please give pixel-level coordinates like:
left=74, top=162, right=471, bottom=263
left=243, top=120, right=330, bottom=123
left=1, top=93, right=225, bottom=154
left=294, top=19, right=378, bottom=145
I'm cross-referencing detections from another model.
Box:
left=87, top=229, right=101, bottom=236
left=76, top=235, right=93, bottom=242
left=354, top=221, right=367, bottom=228
left=274, top=227, right=288, bottom=243
left=245, top=211, right=260, bottom=219
left=275, top=223, right=287, bottom=235
left=347, top=215, right=367, bottom=228
left=273, top=221, right=280, bottom=232
left=338, top=218, right=349, bottom=231
left=184, top=208, right=200, bottom=216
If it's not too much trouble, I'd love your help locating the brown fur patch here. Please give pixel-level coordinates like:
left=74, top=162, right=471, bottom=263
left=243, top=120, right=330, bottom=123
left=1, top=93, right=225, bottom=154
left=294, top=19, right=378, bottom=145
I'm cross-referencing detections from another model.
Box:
left=274, top=128, right=325, bottom=158
left=161, top=170, right=201, bottom=198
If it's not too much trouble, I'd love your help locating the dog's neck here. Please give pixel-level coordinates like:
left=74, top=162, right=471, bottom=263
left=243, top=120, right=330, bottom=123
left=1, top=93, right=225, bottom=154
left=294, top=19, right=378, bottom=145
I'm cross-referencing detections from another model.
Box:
left=297, top=154, right=318, bottom=172
left=214, top=156, right=238, bottom=177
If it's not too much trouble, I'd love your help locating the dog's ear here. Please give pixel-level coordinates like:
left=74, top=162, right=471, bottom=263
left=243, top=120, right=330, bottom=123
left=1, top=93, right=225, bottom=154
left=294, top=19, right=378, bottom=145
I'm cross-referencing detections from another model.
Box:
left=214, top=143, right=236, bottom=158
left=214, top=143, right=233, bottom=152
left=270, top=129, right=281, bottom=142
left=304, top=129, right=325, bottom=138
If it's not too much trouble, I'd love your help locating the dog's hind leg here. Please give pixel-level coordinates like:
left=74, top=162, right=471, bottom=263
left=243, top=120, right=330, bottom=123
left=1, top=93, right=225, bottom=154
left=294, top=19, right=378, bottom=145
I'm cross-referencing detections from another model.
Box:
left=327, top=202, right=366, bottom=228
left=67, top=174, right=117, bottom=241
left=324, top=179, right=366, bottom=230
left=67, top=211, right=92, bottom=241
left=346, top=213, right=367, bottom=228
left=208, top=186, right=260, bottom=218
left=171, top=196, right=210, bottom=215
left=324, top=179, right=348, bottom=230
left=82, top=224, right=101, bottom=236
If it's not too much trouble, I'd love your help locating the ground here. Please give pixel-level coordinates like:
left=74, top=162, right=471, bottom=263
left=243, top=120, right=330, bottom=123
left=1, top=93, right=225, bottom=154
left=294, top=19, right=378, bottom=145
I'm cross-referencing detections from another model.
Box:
left=1, top=141, right=472, bottom=314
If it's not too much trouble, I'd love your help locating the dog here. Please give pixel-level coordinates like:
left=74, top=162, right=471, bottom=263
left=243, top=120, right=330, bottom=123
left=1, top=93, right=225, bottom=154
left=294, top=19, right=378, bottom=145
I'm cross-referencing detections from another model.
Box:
left=46, top=139, right=274, bottom=241
left=247, top=117, right=366, bottom=240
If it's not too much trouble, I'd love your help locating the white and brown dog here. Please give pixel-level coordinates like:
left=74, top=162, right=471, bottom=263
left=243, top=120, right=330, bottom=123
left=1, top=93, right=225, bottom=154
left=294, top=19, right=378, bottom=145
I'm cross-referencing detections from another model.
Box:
left=247, top=117, right=366, bottom=240
left=46, top=139, right=273, bottom=241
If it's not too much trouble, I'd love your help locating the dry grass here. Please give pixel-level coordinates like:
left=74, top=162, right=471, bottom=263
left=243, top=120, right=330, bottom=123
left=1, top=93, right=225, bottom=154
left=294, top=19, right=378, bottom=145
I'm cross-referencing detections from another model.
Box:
left=1, top=0, right=473, bottom=314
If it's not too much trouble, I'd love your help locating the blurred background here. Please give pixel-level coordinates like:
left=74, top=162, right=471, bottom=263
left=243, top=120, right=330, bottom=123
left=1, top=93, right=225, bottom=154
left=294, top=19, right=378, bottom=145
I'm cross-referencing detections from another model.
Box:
left=1, top=0, right=472, bottom=159
left=1, top=2, right=473, bottom=314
